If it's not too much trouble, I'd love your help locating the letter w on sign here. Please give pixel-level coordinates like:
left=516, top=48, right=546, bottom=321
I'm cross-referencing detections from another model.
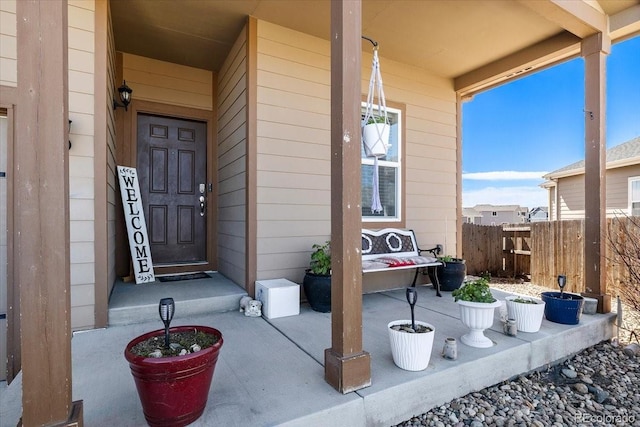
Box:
left=117, top=166, right=155, bottom=283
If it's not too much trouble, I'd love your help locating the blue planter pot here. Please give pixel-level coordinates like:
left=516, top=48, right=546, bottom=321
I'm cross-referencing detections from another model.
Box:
left=541, top=292, right=584, bottom=325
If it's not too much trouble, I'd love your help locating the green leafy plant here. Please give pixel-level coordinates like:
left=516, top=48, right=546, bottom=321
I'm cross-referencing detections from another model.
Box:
left=365, top=115, right=388, bottom=125
left=452, top=277, right=496, bottom=303
left=513, top=297, right=539, bottom=304
left=309, top=241, right=331, bottom=276
left=438, top=255, right=464, bottom=263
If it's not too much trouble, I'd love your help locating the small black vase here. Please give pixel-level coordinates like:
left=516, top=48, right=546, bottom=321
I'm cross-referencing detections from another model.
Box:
left=302, top=272, right=331, bottom=312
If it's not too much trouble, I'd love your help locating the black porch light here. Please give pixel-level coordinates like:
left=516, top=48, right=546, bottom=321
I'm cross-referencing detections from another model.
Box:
left=159, top=297, right=175, bottom=348
left=113, top=80, right=133, bottom=111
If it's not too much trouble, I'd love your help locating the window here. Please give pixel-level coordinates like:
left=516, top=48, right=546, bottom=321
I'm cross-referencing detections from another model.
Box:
left=361, top=103, right=402, bottom=222
left=492, top=211, right=497, bottom=216
left=630, top=177, right=640, bottom=216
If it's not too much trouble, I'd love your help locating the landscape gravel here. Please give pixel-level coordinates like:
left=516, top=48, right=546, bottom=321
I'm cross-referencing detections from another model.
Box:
left=393, top=280, right=640, bottom=427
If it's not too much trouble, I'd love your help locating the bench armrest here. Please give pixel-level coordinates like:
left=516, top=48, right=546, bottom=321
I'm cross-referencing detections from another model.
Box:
left=418, top=244, right=442, bottom=258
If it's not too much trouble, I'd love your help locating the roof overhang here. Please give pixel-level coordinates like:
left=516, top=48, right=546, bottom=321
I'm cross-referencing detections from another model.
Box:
left=111, top=0, right=640, bottom=98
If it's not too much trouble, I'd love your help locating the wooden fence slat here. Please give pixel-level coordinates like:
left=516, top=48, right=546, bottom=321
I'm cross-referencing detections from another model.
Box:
left=462, top=219, right=636, bottom=295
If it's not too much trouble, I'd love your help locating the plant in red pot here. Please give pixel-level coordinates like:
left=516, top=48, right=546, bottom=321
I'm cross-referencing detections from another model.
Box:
left=124, top=298, right=223, bottom=427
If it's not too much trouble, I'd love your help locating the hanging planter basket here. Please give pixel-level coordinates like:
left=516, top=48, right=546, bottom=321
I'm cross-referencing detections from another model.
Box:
left=362, top=37, right=389, bottom=214
left=363, top=121, right=390, bottom=158
left=361, top=44, right=389, bottom=159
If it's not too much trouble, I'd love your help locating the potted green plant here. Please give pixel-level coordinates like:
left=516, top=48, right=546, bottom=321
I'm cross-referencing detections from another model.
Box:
left=388, top=288, right=436, bottom=371
left=362, top=115, right=390, bottom=157
left=124, top=298, right=223, bottom=426
left=430, top=255, right=466, bottom=291
left=504, top=295, right=546, bottom=333
left=302, top=241, right=332, bottom=312
left=452, top=277, right=501, bottom=348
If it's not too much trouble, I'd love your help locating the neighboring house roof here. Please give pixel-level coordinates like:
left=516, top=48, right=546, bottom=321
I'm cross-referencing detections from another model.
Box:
left=529, top=206, right=548, bottom=214
left=462, top=208, right=483, bottom=218
left=544, top=136, right=640, bottom=180
left=473, top=204, right=527, bottom=212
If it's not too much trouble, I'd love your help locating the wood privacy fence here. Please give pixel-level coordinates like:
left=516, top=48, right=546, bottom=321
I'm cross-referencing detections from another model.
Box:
left=462, top=218, right=636, bottom=295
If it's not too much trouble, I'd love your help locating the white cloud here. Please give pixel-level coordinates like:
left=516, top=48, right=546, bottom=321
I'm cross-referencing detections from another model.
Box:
left=463, top=186, right=548, bottom=209
left=462, top=171, right=548, bottom=181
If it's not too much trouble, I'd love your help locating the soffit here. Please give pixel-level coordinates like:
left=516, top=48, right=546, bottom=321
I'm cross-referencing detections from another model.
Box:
left=111, top=0, right=638, bottom=78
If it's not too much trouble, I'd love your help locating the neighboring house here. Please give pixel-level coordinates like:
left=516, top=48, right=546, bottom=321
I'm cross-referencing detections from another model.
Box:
left=1, top=0, right=637, bottom=418
left=462, top=207, right=483, bottom=224
left=541, top=137, right=640, bottom=220
left=528, top=207, right=549, bottom=222
left=467, top=204, right=529, bottom=225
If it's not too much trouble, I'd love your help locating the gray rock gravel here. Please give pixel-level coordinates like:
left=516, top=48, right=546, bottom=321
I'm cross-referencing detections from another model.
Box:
left=393, top=342, right=639, bottom=427
left=393, top=280, right=640, bottom=427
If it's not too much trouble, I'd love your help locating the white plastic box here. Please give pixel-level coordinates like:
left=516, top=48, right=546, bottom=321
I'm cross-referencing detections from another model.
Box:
left=255, top=279, right=300, bottom=319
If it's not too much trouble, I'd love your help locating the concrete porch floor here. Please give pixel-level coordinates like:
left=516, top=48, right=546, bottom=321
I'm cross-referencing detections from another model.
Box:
left=0, top=275, right=615, bottom=427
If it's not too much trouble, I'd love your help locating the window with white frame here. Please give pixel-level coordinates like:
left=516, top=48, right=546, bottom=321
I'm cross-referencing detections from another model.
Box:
left=361, top=103, right=401, bottom=222
left=630, top=177, right=640, bottom=216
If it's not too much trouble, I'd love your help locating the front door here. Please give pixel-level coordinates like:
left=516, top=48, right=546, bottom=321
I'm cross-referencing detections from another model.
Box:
left=137, top=114, right=208, bottom=265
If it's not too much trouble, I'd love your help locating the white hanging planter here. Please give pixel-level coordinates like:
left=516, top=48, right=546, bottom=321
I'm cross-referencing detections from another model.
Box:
left=388, top=320, right=435, bottom=371
left=362, top=122, right=390, bottom=158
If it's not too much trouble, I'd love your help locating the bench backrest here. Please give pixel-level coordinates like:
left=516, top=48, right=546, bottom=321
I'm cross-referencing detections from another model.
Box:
left=361, top=228, right=419, bottom=261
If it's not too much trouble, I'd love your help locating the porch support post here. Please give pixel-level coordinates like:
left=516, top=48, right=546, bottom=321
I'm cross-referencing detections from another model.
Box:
left=581, top=32, right=611, bottom=314
left=325, top=0, right=371, bottom=393
left=16, top=1, right=83, bottom=425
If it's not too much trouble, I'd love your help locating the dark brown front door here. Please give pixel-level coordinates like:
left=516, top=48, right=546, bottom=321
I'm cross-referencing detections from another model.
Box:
left=137, top=114, right=207, bottom=265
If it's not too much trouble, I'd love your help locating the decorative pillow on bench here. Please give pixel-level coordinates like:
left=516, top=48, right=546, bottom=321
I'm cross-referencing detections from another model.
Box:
left=362, top=260, right=390, bottom=271
left=408, top=255, right=438, bottom=264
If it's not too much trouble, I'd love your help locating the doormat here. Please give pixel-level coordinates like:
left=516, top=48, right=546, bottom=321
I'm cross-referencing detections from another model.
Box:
left=157, top=272, right=211, bottom=282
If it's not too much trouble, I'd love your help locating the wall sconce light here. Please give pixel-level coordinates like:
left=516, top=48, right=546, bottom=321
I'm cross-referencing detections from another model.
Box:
left=113, top=80, right=133, bottom=111
left=68, top=119, right=72, bottom=149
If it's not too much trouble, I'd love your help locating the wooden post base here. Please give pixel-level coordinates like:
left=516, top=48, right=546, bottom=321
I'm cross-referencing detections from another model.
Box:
left=324, top=348, right=371, bottom=394
left=581, top=292, right=611, bottom=314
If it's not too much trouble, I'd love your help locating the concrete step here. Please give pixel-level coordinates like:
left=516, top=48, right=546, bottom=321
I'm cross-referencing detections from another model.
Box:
left=108, top=272, right=247, bottom=326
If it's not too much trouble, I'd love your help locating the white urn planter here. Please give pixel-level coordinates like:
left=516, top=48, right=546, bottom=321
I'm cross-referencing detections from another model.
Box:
left=388, top=320, right=435, bottom=371
left=457, top=300, right=501, bottom=348
left=505, top=296, right=546, bottom=333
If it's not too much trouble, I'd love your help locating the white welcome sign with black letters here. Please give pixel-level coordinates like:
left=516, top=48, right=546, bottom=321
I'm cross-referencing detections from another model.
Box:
left=117, top=166, right=155, bottom=284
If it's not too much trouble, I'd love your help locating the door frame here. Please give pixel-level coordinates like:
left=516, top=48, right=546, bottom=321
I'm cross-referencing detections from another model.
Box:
left=117, top=99, right=217, bottom=276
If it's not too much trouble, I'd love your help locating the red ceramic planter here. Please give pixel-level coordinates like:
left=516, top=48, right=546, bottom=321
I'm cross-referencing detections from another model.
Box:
left=124, top=325, right=223, bottom=427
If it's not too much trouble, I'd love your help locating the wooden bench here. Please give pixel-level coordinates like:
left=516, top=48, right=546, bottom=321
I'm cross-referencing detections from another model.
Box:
left=361, top=228, right=444, bottom=296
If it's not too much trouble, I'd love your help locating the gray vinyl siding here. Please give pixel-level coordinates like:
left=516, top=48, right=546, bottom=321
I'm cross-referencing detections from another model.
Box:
left=216, top=25, right=248, bottom=286
left=255, top=20, right=457, bottom=285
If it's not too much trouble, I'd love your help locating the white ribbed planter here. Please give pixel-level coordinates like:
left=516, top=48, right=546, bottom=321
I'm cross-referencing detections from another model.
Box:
left=505, top=296, right=546, bottom=333
left=458, top=300, right=501, bottom=348
left=363, top=123, right=390, bottom=157
left=388, top=320, right=435, bottom=371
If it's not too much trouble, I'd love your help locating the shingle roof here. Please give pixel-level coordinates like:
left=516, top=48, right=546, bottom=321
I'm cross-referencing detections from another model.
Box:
left=472, top=204, right=525, bottom=212
left=546, top=136, right=640, bottom=177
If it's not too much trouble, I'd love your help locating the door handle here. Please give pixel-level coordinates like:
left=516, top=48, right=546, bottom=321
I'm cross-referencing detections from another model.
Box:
left=199, top=195, right=206, bottom=217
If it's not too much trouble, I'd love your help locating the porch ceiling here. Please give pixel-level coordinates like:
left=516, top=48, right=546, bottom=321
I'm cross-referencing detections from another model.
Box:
left=111, top=0, right=639, bottom=87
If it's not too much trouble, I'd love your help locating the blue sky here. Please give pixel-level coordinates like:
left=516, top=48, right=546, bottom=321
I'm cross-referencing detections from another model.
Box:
left=461, top=35, right=640, bottom=209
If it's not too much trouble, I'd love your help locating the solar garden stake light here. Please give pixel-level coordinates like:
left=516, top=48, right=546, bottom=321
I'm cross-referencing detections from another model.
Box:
left=159, top=297, right=175, bottom=348
left=557, top=275, right=567, bottom=298
left=406, top=287, right=417, bottom=330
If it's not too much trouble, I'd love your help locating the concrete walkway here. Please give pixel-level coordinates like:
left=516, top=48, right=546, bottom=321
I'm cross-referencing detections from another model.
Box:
left=0, top=283, right=615, bottom=427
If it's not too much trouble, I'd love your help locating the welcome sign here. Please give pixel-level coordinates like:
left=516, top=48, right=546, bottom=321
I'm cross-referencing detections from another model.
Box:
left=117, top=166, right=155, bottom=284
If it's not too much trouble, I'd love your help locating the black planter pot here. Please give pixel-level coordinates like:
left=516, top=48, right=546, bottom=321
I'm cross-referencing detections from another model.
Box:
left=435, top=259, right=466, bottom=291
left=303, top=272, right=331, bottom=312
